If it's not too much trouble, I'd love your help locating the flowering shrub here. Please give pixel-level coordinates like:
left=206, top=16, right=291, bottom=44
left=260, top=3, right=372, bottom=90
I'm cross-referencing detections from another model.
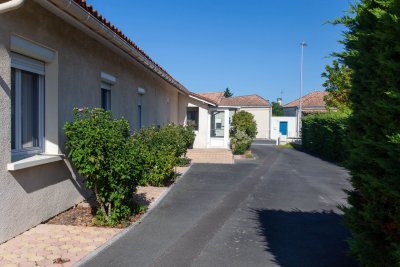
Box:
left=230, top=111, right=257, bottom=154
left=64, top=108, right=139, bottom=226
left=231, top=111, right=257, bottom=139
left=231, top=129, right=252, bottom=155
left=64, top=109, right=196, bottom=224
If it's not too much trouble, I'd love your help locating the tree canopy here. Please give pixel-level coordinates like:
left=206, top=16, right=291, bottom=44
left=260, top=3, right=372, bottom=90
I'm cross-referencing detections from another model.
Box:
left=272, top=102, right=284, bottom=116
left=223, top=88, right=233, bottom=98
left=321, top=60, right=352, bottom=112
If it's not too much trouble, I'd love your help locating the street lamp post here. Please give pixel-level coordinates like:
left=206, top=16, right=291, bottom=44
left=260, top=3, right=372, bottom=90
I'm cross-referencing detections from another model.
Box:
left=298, top=41, right=307, bottom=138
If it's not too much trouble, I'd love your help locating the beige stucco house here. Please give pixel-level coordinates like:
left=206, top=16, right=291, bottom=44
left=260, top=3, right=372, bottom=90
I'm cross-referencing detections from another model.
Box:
left=0, top=0, right=190, bottom=243
left=187, top=92, right=272, bottom=148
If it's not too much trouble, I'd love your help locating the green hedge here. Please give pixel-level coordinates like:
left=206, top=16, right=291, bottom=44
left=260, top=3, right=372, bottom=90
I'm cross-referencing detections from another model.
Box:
left=302, top=112, right=349, bottom=162
left=64, top=109, right=195, bottom=225
left=336, top=1, right=400, bottom=265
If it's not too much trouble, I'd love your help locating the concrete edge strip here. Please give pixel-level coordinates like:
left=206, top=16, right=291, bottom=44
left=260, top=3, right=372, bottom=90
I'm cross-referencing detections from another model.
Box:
left=74, top=165, right=192, bottom=267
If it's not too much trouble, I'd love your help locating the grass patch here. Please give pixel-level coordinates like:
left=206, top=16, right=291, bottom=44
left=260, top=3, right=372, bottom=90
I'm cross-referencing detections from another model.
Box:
left=244, top=150, right=254, bottom=158
left=278, top=143, right=303, bottom=150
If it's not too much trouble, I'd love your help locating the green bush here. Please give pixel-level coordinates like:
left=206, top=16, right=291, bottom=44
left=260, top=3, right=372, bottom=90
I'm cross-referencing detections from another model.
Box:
left=64, top=108, right=139, bottom=226
left=158, top=123, right=195, bottom=159
left=230, top=111, right=257, bottom=154
left=336, top=1, right=400, bottom=265
left=131, top=126, right=176, bottom=186
left=132, top=124, right=195, bottom=186
left=231, top=111, right=257, bottom=139
left=64, top=109, right=196, bottom=223
left=231, top=129, right=252, bottom=155
left=302, top=112, right=349, bottom=162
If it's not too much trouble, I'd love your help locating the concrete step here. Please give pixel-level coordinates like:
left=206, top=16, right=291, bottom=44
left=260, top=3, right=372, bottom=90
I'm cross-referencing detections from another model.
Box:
left=186, top=149, right=234, bottom=164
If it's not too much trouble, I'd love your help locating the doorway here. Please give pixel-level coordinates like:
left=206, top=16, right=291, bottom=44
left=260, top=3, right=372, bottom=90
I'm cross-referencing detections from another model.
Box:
left=279, top=121, right=288, bottom=136
left=209, top=110, right=228, bottom=148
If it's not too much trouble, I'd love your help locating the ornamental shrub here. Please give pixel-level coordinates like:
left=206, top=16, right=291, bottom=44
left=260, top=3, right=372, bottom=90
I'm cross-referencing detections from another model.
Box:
left=302, top=112, right=349, bottom=162
left=132, top=124, right=195, bottom=186
left=231, top=111, right=257, bottom=139
left=64, top=108, right=139, bottom=226
left=131, top=126, right=176, bottom=186
left=231, top=129, right=252, bottom=155
left=230, top=111, right=257, bottom=154
left=336, top=1, right=400, bottom=265
left=158, top=123, right=195, bottom=159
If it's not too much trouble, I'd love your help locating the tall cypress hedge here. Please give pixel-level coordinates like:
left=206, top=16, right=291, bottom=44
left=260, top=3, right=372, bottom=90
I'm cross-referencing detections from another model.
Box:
left=302, top=112, right=349, bottom=162
left=338, top=1, right=400, bottom=265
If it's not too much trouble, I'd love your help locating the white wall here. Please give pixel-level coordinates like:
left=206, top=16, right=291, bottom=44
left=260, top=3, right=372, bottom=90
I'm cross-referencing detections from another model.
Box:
left=240, top=107, right=271, bottom=139
left=188, top=99, right=209, bottom=148
left=271, top=116, right=298, bottom=140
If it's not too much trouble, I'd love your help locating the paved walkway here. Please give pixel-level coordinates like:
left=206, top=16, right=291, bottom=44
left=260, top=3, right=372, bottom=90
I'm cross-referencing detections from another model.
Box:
left=0, top=225, right=121, bottom=267
left=0, top=185, right=169, bottom=267
left=186, top=149, right=234, bottom=164
left=81, top=142, right=357, bottom=267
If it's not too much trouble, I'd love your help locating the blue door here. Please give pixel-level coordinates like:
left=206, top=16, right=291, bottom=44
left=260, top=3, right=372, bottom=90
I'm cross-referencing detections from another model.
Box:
left=279, top=121, right=288, bottom=135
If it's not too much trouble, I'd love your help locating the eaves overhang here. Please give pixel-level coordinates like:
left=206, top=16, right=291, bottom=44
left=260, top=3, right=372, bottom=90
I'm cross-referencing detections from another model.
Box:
left=36, top=0, right=189, bottom=95
left=189, top=93, right=217, bottom=106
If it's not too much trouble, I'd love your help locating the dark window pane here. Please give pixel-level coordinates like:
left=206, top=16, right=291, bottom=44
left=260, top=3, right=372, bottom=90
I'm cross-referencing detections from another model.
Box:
left=21, top=70, right=40, bottom=148
left=101, top=88, right=111, bottom=110
left=11, top=68, right=16, bottom=150
left=138, top=105, right=142, bottom=129
left=187, top=107, right=199, bottom=130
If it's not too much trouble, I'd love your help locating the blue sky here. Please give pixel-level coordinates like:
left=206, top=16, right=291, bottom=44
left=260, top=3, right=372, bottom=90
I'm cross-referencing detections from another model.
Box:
left=88, top=0, right=350, bottom=104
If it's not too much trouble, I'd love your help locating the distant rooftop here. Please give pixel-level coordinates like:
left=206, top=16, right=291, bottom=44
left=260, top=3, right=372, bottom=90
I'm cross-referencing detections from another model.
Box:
left=284, top=91, right=327, bottom=108
left=194, top=92, right=271, bottom=107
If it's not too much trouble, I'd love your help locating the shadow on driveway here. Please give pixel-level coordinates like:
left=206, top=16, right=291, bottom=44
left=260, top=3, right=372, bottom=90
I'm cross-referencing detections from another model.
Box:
left=254, top=209, right=357, bottom=267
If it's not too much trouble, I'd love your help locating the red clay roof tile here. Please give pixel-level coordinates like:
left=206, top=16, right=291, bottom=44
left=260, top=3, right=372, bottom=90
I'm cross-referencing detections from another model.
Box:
left=220, top=94, right=270, bottom=107
left=189, top=92, right=218, bottom=105
left=284, top=91, right=327, bottom=108
left=197, top=92, right=225, bottom=104
left=195, top=92, right=270, bottom=107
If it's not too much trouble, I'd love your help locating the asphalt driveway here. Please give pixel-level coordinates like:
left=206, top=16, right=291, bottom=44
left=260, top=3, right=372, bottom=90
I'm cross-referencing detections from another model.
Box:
left=80, top=143, right=356, bottom=267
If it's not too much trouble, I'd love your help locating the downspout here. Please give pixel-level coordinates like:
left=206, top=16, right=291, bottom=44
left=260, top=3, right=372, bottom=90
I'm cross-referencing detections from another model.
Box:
left=0, top=0, right=24, bottom=14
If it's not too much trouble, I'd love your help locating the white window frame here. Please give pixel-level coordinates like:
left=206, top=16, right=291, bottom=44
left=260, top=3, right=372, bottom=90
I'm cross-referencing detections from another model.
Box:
left=101, top=82, right=111, bottom=111
left=11, top=53, right=45, bottom=158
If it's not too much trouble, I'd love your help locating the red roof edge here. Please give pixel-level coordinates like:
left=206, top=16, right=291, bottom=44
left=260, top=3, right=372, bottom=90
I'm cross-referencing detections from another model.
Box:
left=71, top=0, right=189, bottom=94
left=189, top=92, right=218, bottom=105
